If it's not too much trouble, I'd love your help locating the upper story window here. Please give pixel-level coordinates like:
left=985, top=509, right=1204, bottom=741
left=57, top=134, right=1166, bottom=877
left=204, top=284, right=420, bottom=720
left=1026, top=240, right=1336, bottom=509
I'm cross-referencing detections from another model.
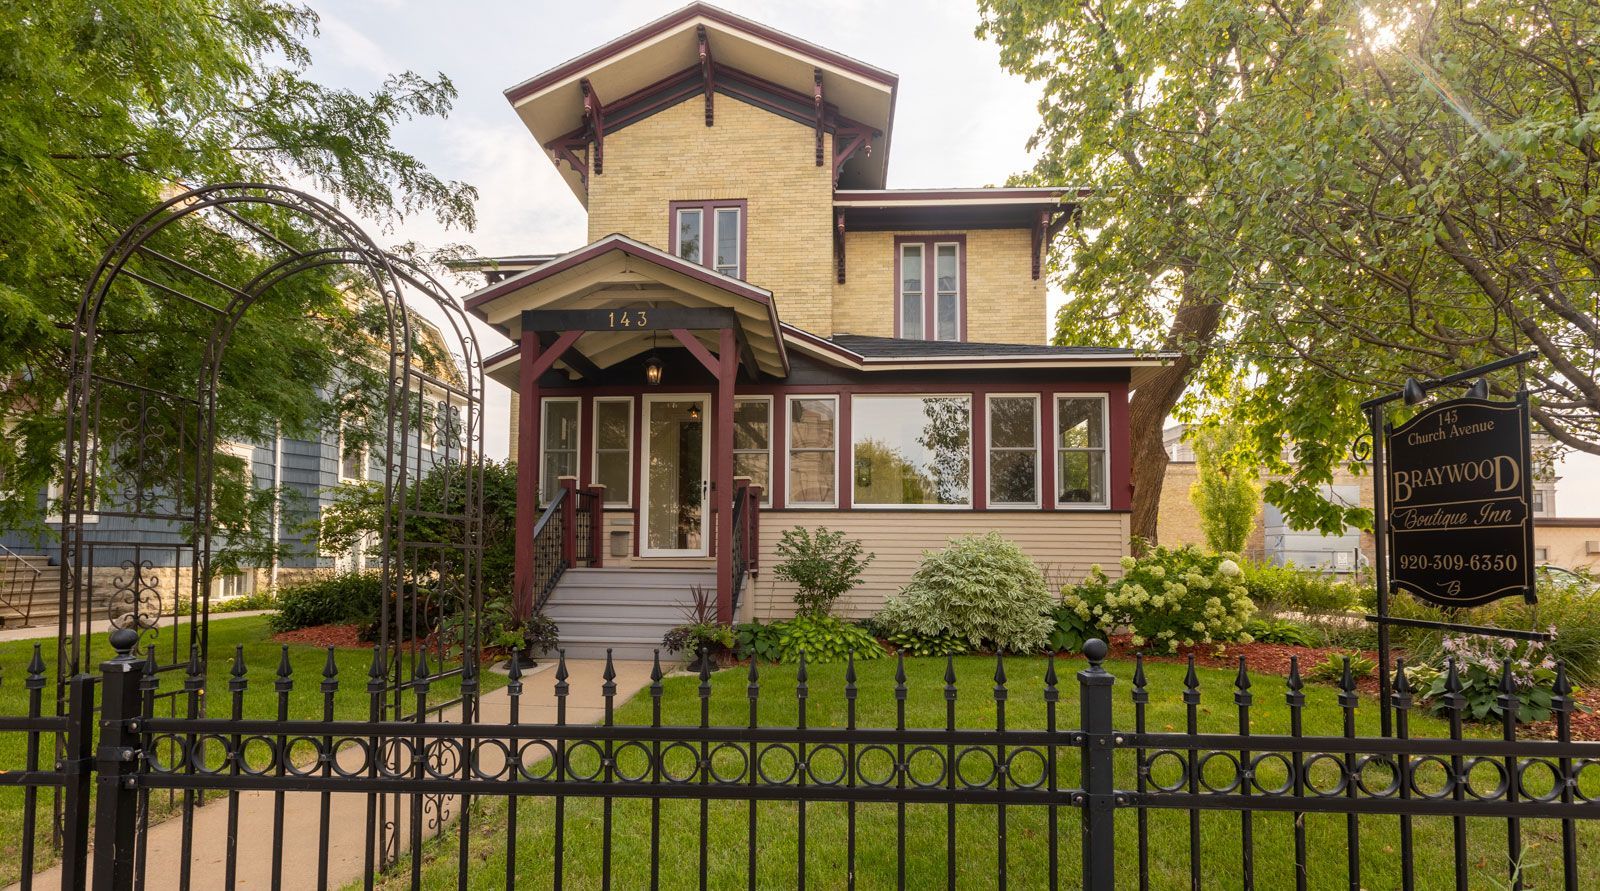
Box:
left=897, top=237, right=963, bottom=342
left=670, top=201, right=745, bottom=278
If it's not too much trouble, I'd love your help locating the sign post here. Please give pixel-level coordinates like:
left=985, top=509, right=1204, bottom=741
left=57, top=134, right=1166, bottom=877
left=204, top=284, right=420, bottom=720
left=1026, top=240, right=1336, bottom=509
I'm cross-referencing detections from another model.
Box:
left=1361, top=352, right=1542, bottom=738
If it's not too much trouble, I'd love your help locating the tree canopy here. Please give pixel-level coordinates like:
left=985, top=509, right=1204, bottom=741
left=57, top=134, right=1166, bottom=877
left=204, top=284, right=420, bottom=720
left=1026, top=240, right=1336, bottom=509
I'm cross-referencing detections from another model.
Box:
left=0, top=0, right=477, bottom=537
left=979, top=0, right=1599, bottom=537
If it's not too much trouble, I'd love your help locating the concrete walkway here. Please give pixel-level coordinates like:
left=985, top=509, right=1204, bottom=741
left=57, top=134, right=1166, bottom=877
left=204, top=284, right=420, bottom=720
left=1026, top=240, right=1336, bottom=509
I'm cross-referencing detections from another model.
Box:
left=8, top=658, right=657, bottom=891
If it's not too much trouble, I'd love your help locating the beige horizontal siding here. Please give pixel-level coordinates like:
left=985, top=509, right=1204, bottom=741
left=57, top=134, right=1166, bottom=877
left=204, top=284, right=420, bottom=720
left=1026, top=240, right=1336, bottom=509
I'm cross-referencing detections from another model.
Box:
left=747, top=510, right=1130, bottom=621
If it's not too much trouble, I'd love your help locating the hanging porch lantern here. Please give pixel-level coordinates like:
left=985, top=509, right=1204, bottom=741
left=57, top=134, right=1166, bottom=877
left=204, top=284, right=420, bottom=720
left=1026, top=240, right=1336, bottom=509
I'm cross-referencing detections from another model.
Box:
left=644, top=353, right=664, bottom=386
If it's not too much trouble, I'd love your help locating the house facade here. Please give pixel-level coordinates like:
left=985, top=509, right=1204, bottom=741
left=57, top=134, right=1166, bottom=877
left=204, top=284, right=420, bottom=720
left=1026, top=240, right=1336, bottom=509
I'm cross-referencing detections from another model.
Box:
left=463, top=4, right=1168, bottom=647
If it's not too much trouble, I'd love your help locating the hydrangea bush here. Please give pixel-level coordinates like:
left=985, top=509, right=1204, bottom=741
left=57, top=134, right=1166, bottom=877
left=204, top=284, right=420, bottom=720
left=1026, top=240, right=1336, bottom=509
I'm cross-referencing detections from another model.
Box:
left=1062, top=545, right=1256, bottom=652
left=876, top=532, right=1055, bottom=654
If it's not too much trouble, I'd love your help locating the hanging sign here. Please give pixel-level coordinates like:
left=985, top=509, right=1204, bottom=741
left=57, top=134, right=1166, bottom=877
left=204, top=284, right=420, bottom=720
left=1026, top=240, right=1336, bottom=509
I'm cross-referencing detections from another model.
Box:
left=1385, top=395, right=1535, bottom=607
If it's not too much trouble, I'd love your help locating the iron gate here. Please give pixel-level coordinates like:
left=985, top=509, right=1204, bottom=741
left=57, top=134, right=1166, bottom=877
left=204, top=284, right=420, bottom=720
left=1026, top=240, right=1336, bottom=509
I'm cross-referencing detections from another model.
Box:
left=3, top=636, right=1597, bottom=890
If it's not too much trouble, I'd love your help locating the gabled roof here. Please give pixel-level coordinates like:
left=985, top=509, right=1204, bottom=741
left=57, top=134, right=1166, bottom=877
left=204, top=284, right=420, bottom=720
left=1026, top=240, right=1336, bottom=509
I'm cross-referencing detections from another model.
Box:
left=464, top=234, right=790, bottom=378
left=505, top=3, right=897, bottom=202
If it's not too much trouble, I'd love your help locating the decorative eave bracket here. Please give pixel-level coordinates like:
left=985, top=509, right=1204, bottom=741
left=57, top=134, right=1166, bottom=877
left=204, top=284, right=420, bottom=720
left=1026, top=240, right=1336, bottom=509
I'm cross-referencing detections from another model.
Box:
left=832, top=123, right=876, bottom=188
left=698, top=25, right=715, bottom=126
left=813, top=69, right=825, bottom=166
left=834, top=211, right=847, bottom=284
left=581, top=78, right=606, bottom=175
left=1031, top=207, right=1074, bottom=280
left=546, top=135, right=590, bottom=185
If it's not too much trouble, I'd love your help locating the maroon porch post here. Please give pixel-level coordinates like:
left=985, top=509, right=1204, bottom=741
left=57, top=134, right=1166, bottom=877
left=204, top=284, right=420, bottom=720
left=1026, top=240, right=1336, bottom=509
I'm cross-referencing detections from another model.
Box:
left=715, top=327, right=737, bottom=623
left=559, top=476, right=578, bottom=566
left=587, top=484, right=606, bottom=567
left=513, top=334, right=542, bottom=624
left=748, top=484, right=762, bottom=576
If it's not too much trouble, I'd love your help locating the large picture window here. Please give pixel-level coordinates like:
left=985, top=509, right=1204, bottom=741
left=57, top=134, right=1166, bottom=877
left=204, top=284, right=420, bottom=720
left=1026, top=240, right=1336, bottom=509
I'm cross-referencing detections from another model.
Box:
left=540, top=397, right=580, bottom=502
left=671, top=201, right=745, bottom=278
left=1056, top=395, right=1108, bottom=507
left=593, top=397, right=633, bottom=507
left=852, top=395, right=972, bottom=507
left=988, top=395, right=1040, bottom=507
left=733, top=397, right=771, bottom=505
left=786, top=396, right=837, bottom=507
left=895, top=238, right=963, bottom=342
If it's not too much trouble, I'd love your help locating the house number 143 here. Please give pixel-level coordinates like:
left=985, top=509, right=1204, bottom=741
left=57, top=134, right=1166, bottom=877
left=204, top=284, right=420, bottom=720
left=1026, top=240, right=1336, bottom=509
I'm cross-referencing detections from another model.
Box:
left=607, top=310, right=649, bottom=328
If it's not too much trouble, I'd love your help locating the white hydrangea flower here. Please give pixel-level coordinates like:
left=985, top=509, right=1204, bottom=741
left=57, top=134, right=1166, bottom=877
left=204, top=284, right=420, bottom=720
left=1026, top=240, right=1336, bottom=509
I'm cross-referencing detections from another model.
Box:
left=1217, top=559, right=1242, bottom=578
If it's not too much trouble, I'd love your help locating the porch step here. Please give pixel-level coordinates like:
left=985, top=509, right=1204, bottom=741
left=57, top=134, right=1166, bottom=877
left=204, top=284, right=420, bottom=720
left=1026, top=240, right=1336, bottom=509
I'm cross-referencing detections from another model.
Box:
left=543, top=568, right=718, bottom=661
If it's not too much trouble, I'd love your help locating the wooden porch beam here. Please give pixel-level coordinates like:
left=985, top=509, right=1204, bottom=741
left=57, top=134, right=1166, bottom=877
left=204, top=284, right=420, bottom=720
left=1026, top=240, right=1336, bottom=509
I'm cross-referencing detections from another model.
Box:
left=714, top=327, right=737, bottom=623
left=698, top=25, right=715, bottom=126
left=519, top=307, right=739, bottom=332
left=539, top=331, right=604, bottom=380
left=512, top=335, right=542, bottom=623
left=521, top=329, right=583, bottom=381
left=670, top=328, right=722, bottom=377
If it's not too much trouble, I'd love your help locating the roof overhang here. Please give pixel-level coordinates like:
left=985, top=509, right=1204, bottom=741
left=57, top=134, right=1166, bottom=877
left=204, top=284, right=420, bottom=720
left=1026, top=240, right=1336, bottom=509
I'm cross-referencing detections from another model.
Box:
left=781, top=326, right=1175, bottom=388
left=834, top=188, right=1084, bottom=231
left=505, top=3, right=897, bottom=203
left=465, top=234, right=790, bottom=382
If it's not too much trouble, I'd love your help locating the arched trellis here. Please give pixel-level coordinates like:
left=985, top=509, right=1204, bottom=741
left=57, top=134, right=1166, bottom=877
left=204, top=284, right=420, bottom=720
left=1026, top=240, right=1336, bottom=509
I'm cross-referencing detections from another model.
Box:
left=59, top=181, right=486, bottom=719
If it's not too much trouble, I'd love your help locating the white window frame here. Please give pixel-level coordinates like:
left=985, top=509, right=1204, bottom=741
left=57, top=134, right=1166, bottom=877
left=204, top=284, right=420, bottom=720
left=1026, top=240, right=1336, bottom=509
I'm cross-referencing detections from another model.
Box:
left=1054, top=393, right=1111, bottom=510
left=591, top=396, right=634, bottom=508
left=540, top=397, right=582, bottom=503
left=986, top=393, right=1041, bottom=508
left=675, top=207, right=704, bottom=265
left=850, top=393, right=974, bottom=510
left=898, top=243, right=924, bottom=340
left=713, top=206, right=742, bottom=277
left=733, top=396, right=773, bottom=507
left=337, top=424, right=366, bottom=483
left=932, top=241, right=961, bottom=343
left=785, top=394, right=839, bottom=509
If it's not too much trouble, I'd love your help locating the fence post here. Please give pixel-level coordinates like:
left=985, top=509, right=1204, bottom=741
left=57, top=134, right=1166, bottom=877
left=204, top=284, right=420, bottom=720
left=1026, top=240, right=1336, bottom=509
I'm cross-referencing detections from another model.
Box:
left=58, top=670, right=96, bottom=891
left=89, top=628, right=146, bottom=891
left=1078, top=639, right=1116, bottom=891
left=559, top=476, right=577, bottom=566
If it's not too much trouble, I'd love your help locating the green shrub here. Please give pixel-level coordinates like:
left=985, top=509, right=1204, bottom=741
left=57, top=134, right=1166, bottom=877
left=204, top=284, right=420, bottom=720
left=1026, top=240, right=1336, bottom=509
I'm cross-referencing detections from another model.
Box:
left=269, top=572, right=382, bottom=632
left=1047, top=601, right=1101, bottom=653
left=734, top=622, right=782, bottom=662
left=875, top=532, right=1054, bottom=654
left=1417, top=636, right=1565, bottom=723
left=212, top=588, right=279, bottom=613
left=662, top=623, right=735, bottom=659
left=1062, top=545, right=1255, bottom=653
left=1188, top=426, right=1260, bottom=553
left=1307, top=651, right=1376, bottom=684
left=884, top=627, right=970, bottom=658
left=1240, top=560, right=1363, bottom=615
left=776, top=615, right=884, bottom=664
left=1245, top=617, right=1321, bottom=647
left=773, top=527, right=873, bottom=617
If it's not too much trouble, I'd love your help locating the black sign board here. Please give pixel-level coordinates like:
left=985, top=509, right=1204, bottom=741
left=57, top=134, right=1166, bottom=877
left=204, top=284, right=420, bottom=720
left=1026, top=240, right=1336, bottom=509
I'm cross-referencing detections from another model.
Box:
left=1385, top=395, right=1535, bottom=607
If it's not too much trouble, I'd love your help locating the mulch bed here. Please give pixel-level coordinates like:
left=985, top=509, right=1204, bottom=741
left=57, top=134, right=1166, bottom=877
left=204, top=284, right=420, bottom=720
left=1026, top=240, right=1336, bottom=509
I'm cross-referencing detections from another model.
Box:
left=269, top=623, right=366, bottom=649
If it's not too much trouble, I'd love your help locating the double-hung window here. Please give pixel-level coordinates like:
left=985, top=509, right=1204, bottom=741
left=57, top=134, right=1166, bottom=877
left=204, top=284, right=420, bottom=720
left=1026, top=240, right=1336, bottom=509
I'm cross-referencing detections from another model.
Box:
left=1056, top=395, right=1109, bottom=507
left=671, top=201, right=745, bottom=278
left=988, top=395, right=1040, bottom=507
left=786, top=396, right=837, bottom=507
left=592, top=397, right=633, bottom=507
left=540, top=397, right=580, bottom=502
left=733, top=397, right=772, bottom=505
left=896, top=238, right=962, bottom=341
left=338, top=421, right=366, bottom=482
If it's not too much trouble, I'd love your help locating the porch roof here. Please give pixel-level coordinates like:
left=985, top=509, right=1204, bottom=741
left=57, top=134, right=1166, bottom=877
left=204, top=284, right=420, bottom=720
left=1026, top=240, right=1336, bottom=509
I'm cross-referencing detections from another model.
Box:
left=784, top=328, right=1177, bottom=388
left=465, top=234, right=790, bottom=381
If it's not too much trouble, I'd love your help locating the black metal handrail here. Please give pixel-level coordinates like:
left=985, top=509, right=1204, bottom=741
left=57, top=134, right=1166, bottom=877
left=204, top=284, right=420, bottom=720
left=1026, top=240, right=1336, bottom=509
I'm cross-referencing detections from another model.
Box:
left=530, top=487, right=568, bottom=614
left=572, top=489, right=598, bottom=569
left=0, top=544, right=40, bottom=627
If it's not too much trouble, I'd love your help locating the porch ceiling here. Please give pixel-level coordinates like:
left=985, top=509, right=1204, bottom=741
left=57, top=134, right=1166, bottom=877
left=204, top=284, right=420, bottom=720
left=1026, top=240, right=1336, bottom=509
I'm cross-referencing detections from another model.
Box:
left=466, top=234, right=789, bottom=382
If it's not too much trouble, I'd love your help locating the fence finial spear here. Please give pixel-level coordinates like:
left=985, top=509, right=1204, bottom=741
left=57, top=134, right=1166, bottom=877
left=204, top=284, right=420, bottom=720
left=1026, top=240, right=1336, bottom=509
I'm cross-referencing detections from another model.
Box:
left=1392, top=658, right=1413, bottom=706
left=648, top=650, right=662, bottom=685
left=1234, top=655, right=1252, bottom=706
left=1130, top=652, right=1144, bottom=690
left=26, top=643, right=44, bottom=682
left=1046, top=652, right=1059, bottom=690
left=322, top=646, right=338, bottom=682
left=367, top=646, right=386, bottom=689
left=276, top=645, right=292, bottom=683
left=1285, top=656, right=1304, bottom=707
left=844, top=651, right=857, bottom=694
left=603, top=648, right=617, bottom=688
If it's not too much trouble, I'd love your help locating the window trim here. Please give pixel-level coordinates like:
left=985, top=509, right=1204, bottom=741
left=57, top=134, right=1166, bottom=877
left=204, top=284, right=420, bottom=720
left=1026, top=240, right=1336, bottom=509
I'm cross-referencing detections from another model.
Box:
left=785, top=394, right=839, bottom=509
left=892, top=235, right=966, bottom=342
left=849, top=393, right=975, bottom=510
left=985, top=393, right=1042, bottom=508
left=733, top=396, right=773, bottom=507
left=539, top=396, right=582, bottom=503
left=669, top=199, right=748, bottom=279
left=337, top=424, right=367, bottom=483
left=591, top=396, right=634, bottom=508
left=1054, top=393, right=1111, bottom=510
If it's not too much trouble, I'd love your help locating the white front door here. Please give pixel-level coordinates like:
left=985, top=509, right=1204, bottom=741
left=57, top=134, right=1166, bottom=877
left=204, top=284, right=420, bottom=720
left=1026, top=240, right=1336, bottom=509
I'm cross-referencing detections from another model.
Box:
left=640, top=394, right=710, bottom=557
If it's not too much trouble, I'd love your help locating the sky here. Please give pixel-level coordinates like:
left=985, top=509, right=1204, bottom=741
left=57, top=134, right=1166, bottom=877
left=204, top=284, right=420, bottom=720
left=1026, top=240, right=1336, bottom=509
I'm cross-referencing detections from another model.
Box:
left=296, top=0, right=1600, bottom=515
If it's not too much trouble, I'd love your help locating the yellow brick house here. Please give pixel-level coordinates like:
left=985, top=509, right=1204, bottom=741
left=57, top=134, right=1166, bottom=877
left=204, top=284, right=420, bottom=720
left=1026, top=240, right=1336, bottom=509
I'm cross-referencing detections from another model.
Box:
left=459, top=4, right=1171, bottom=657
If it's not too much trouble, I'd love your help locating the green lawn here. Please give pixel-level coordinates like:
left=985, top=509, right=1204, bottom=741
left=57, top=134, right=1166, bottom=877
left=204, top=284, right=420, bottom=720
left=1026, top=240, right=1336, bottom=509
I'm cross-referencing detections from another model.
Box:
left=375, top=655, right=1599, bottom=890
left=0, top=615, right=497, bottom=887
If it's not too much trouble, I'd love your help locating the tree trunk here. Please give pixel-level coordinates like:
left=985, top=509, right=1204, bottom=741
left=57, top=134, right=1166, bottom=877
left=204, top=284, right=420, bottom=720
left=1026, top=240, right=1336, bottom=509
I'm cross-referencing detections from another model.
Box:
left=1126, top=270, right=1226, bottom=553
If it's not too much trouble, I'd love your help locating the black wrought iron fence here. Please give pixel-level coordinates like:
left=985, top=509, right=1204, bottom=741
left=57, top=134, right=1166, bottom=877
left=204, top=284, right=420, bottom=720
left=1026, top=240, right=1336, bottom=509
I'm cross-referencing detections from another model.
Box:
left=5, top=633, right=1600, bottom=890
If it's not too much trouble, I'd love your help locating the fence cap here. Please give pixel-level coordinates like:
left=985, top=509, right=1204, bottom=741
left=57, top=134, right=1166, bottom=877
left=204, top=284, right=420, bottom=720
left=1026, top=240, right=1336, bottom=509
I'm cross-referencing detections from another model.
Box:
left=1082, top=638, right=1108, bottom=665
left=109, top=627, right=140, bottom=657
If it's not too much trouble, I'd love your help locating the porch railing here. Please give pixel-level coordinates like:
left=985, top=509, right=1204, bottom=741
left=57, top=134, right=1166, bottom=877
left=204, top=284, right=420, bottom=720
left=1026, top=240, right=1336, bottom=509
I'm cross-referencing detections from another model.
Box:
left=532, top=478, right=605, bottom=615
left=729, top=480, right=761, bottom=615
left=0, top=543, right=41, bottom=627
left=529, top=487, right=568, bottom=615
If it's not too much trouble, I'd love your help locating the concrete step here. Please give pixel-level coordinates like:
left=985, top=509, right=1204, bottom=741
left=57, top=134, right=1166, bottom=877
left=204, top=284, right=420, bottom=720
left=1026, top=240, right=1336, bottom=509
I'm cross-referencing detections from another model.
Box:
left=544, top=600, right=692, bottom=621
left=544, top=568, right=723, bottom=660
left=551, top=634, right=674, bottom=662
